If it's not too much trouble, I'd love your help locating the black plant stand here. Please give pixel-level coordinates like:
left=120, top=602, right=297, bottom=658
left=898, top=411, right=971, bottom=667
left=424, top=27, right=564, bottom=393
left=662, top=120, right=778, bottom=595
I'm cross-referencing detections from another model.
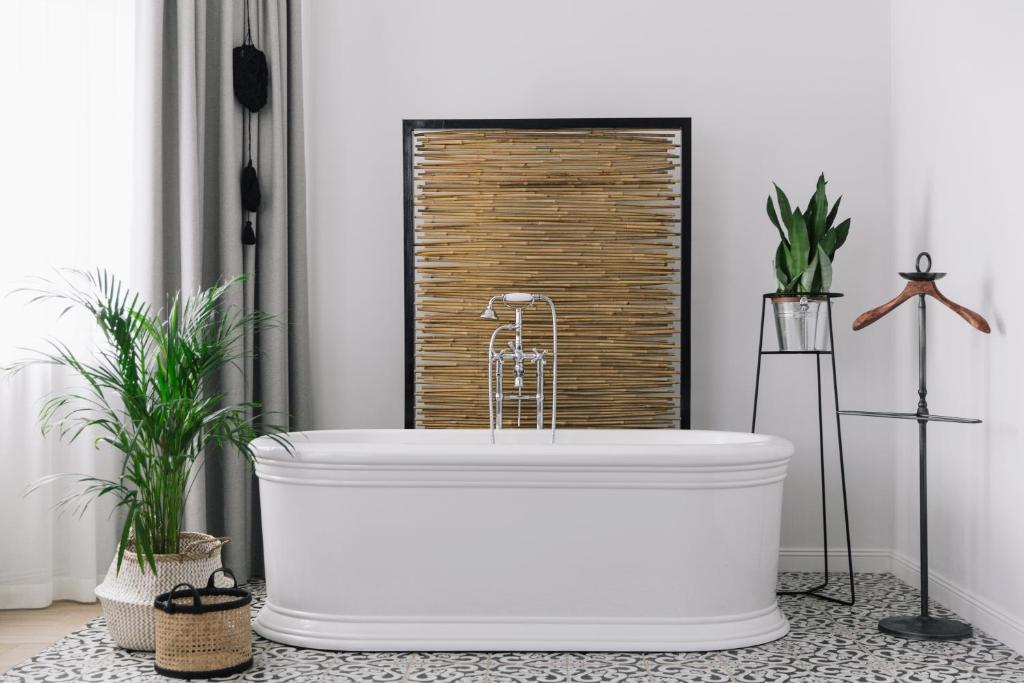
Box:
left=751, top=292, right=855, bottom=606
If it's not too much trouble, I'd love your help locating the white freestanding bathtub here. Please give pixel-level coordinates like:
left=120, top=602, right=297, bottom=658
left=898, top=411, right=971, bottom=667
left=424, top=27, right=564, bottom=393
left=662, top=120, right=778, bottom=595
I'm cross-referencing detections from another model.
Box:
left=252, top=429, right=793, bottom=652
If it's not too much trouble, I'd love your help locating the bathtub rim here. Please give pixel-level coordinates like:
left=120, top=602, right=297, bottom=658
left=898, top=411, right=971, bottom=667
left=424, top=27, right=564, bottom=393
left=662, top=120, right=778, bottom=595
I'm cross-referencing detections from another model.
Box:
left=252, top=428, right=793, bottom=470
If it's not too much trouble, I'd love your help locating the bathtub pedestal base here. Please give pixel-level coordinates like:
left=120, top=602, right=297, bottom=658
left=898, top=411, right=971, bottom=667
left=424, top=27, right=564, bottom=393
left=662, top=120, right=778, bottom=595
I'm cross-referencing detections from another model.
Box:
left=254, top=601, right=789, bottom=652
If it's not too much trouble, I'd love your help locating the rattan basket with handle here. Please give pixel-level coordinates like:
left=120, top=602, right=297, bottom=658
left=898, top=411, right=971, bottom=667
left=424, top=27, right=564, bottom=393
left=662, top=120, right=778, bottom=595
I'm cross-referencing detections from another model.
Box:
left=153, top=568, right=253, bottom=679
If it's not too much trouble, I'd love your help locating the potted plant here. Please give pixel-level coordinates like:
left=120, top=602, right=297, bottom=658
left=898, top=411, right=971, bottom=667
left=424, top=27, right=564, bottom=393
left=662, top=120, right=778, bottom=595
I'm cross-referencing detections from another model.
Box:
left=9, top=270, right=289, bottom=651
left=766, top=173, right=851, bottom=351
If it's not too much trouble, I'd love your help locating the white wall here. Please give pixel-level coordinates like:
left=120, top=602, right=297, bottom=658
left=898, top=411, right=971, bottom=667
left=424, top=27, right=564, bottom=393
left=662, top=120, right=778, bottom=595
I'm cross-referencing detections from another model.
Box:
left=891, top=0, right=1024, bottom=650
left=301, top=0, right=896, bottom=561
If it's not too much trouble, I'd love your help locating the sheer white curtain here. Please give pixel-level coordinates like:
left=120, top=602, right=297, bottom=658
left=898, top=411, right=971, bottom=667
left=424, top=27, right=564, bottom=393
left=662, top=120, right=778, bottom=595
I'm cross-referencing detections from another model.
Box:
left=0, top=0, right=136, bottom=607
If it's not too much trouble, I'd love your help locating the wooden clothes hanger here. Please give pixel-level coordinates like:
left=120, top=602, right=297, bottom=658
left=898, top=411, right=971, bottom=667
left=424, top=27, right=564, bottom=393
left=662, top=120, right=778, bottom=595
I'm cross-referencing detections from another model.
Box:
left=852, top=252, right=991, bottom=333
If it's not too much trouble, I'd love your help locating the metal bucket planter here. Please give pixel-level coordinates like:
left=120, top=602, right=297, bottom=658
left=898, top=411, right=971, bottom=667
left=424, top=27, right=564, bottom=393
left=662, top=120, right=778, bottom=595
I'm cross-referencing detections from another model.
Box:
left=770, top=295, right=830, bottom=351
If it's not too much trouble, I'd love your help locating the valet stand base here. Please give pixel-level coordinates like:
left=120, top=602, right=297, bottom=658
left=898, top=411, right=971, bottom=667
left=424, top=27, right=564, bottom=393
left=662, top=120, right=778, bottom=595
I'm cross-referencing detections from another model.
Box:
left=878, top=615, right=972, bottom=641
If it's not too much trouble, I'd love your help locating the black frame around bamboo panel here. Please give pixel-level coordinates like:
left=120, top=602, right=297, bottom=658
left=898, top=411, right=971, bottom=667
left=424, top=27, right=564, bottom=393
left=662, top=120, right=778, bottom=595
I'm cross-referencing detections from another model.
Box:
left=402, top=117, right=692, bottom=429
left=751, top=292, right=855, bottom=606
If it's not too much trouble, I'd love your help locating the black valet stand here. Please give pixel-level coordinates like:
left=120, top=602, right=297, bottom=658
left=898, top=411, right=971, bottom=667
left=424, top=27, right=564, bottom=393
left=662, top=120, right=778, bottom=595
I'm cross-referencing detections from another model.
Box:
left=840, top=253, right=990, bottom=640
left=751, top=292, right=855, bottom=606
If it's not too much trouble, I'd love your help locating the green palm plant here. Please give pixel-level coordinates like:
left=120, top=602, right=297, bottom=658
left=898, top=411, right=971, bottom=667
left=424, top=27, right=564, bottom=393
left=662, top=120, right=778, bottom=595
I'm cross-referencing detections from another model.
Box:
left=7, top=269, right=290, bottom=574
left=767, top=173, right=851, bottom=293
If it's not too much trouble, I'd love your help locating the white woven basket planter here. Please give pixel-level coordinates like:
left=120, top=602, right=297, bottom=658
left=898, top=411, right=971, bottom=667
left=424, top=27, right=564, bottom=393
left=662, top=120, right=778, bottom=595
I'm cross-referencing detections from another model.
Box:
left=95, top=532, right=228, bottom=651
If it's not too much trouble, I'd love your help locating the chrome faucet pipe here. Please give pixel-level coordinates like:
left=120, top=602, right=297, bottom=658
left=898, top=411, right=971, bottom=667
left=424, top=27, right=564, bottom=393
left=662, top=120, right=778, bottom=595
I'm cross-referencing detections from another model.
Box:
left=534, top=294, right=558, bottom=441
left=535, top=351, right=545, bottom=430
left=487, top=322, right=514, bottom=437
left=514, top=308, right=524, bottom=370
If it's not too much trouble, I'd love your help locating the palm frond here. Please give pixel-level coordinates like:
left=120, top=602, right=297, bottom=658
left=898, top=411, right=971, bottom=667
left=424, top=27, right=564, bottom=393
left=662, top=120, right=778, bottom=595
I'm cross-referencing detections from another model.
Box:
left=9, top=269, right=289, bottom=574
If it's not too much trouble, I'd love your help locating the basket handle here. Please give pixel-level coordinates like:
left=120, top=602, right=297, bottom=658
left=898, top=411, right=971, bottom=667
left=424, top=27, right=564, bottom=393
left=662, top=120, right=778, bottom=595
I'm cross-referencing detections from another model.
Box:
left=207, top=567, right=238, bottom=589
left=201, top=536, right=230, bottom=550
left=160, top=582, right=201, bottom=613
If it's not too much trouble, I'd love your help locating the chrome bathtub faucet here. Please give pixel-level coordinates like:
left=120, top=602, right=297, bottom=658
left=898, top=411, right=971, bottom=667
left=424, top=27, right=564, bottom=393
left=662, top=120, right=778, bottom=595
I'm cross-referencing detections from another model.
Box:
left=479, top=293, right=558, bottom=444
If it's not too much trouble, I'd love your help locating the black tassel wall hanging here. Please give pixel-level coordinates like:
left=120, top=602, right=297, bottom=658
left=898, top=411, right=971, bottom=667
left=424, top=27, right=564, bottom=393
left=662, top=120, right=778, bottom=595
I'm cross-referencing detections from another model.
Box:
left=232, top=39, right=268, bottom=111
left=233, top=0, right=266, bottom=246
left=240, top=161, right=261, bottom=211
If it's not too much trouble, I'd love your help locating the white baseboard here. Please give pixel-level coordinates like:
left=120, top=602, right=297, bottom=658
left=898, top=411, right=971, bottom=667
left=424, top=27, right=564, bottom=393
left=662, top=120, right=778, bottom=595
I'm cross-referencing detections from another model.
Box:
left=779, top=548, right=1024, bottom=655
left=779, top=547, right=892, bottom=573
left=0, top=575, right=101, bottom=609
left=890, top=550, right=1024, bottom=655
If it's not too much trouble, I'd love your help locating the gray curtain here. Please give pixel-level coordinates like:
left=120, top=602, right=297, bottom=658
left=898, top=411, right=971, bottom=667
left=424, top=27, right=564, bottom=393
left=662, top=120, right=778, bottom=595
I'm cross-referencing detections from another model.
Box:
left=133, top=0, right=311, bottom=582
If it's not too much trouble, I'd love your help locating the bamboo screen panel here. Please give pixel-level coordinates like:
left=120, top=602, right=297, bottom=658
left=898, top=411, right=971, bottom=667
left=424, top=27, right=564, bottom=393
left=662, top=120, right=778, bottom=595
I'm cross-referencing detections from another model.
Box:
left=408, top=124, right=685, bottom=429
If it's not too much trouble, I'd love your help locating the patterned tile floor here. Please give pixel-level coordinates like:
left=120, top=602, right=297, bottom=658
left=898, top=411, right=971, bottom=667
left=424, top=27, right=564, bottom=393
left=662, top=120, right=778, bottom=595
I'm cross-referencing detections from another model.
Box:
left=3, top=573, right=1024, bottom=682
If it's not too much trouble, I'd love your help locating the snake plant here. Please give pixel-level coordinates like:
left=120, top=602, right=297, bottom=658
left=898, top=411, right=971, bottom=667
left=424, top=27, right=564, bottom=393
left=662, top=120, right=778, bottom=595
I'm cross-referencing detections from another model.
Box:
left=767, top=173, right=851, bottom=294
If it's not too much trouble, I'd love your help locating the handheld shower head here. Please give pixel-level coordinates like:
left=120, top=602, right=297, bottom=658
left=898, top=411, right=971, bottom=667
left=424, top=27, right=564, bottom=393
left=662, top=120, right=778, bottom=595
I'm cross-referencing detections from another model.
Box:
left=502, top=292, right=535, bottom=305
left=480, top=293, right=538, bottom=321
